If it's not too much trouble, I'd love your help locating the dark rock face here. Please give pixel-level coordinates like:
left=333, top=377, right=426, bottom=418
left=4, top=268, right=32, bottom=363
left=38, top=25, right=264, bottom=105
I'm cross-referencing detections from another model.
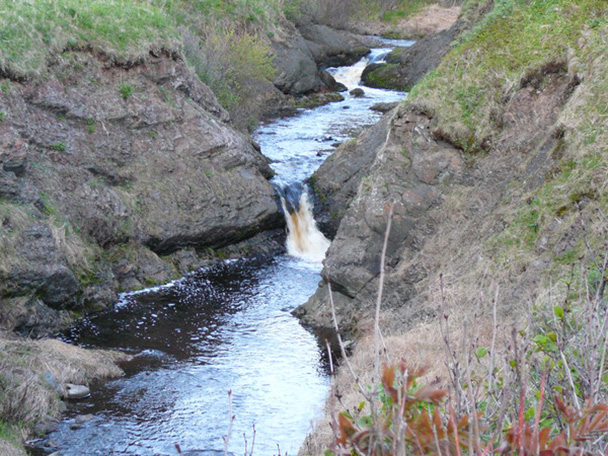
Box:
left=0, top=52, right=282, bottom=335
left=272, top=29, right=325, bottom=95
left=297, top=105, right=464, bottom=333
left=310, top=111, right=398, bottom=237
left=271, top=22, right=378, bottom=96
left=298, top=24, right=376, bottom=67
left=361, top=24, right=458, bottom=91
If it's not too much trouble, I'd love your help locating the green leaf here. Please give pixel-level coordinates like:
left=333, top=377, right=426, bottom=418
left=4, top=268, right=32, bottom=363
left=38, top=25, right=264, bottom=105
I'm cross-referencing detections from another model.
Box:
left=476, top=347, right=488, bottom=359
left=554, top=305, right=565, bottom=319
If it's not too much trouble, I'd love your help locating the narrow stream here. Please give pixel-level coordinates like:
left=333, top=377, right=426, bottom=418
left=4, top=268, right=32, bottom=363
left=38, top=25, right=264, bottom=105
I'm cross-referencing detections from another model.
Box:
left=33, top=40, right=409, bottom=456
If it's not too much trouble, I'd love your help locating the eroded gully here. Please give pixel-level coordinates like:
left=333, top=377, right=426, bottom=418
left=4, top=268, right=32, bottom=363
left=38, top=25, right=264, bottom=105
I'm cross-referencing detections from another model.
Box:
left=32, top=37, right=411, bottom=456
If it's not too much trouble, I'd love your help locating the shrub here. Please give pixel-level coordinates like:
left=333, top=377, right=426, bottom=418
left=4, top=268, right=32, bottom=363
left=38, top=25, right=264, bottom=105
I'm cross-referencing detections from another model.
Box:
left=119, top=84, right=133, bottom=99
left=329, top=362, right=608, bottom=455
left=183, top=26, right=275, bottom=112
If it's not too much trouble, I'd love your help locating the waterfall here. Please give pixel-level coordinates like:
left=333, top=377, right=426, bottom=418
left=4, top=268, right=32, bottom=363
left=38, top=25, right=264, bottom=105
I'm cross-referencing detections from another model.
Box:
left=331, top=58, right=369, bottom=90
left=329, top=49, right=389, bottom=90
left=278, top=185, right=330, bottom=263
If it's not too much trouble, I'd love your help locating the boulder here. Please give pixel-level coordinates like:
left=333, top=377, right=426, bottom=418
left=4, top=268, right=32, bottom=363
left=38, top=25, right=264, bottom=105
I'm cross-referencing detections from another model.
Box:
left=64, top=383, right=90, bottom=399
left=271, top=27, right=324, bottom=95
left=370, top=102, right=399, bottom=113
left=361, top=23, right=459, bottom=91
left=299, top=24, right=375, bottom=67
left=319, top=70, right=348, bottom=92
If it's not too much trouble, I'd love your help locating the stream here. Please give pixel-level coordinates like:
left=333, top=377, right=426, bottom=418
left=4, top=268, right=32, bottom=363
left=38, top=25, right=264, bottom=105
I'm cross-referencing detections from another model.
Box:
left=32, top=38, right=410, bottom=456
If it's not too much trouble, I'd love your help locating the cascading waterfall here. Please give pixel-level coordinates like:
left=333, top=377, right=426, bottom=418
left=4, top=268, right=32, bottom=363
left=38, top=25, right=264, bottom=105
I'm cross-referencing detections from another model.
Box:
left=277, top=184, right=330, bottom=263
left=271, top=47, right=400, bottom=263
left=332, top=58, right=370, bottom=90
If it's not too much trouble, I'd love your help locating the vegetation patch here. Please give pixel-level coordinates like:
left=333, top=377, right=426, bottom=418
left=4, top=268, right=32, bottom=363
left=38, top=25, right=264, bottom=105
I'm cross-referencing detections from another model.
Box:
left=0, top=0, right=180, bottom=79
left=408, top=0, right=608, bottom=152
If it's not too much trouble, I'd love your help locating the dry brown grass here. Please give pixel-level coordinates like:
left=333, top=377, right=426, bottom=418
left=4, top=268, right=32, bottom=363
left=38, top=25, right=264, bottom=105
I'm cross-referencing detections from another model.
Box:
left=300, top=322, right=452, bottom=455
left=0, top=203, right=35, bottom=274
left=0, top=440, right=27, bottom=456
left=350, top=5, right=461, bottom=37
left=0, top=334, right=130, bottom=425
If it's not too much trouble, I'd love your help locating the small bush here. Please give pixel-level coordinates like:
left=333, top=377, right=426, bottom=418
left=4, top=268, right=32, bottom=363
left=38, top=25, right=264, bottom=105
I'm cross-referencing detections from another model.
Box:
left=329, top=362, right=608, bottom=455
left=49, top=141, right=66, bottom=151
left=119, top=84, right=133, bottom=99
left=183, top=26, right=274, bottom=112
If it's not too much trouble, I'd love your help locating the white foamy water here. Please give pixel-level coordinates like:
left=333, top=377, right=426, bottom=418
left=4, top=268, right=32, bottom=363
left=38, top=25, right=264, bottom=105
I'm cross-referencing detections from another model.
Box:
left=282, top=192, right=330, bottom=263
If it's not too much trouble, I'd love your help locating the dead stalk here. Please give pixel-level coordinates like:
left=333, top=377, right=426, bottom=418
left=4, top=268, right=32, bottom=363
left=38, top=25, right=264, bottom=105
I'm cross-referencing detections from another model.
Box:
left=223, top=389, right=235, bottom=456
left=328, top=281, right=368, bottom=399
left=375, top=201, right=394, bottom=380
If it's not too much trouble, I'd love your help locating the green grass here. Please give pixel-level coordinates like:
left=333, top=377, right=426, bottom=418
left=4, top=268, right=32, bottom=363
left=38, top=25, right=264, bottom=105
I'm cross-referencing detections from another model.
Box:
left=409, top=0, right=608, bottom=152
left=380, top=0, right=433, bottom=23
left=0, top=421, right=25, bottom=453
left=0, top=0, right=180, bottom=79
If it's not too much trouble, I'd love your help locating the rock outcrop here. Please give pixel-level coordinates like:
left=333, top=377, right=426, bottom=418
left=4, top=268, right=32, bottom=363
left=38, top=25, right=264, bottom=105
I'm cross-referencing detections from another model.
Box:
left=296, top=44, right=599, bottom=338
left=297, top=105, right=464, bottom=333
left=361, top=22, right=458, bottom=91
left=271, top=21, right=379, bottom=96
left=0, top=52, right=281, bottom=335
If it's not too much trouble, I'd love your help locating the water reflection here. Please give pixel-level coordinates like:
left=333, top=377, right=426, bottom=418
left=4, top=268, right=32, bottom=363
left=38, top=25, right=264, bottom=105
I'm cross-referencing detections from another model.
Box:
left=43, top=258, right=330, bottom=456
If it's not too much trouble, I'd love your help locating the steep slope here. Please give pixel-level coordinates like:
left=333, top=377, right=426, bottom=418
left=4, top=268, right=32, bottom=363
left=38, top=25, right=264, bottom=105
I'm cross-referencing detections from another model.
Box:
left=298, top=0, right=607, bottom=451
left=0, top=52, right=282, bottom=337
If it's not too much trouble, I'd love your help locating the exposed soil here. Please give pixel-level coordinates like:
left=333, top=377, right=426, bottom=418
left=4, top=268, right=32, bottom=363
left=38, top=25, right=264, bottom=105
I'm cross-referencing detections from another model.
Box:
left=349, top=5, right=461, bottom=38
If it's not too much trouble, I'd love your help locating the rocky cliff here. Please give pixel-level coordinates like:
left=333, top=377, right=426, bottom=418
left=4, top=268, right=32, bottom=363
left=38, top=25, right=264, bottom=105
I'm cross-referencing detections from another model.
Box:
left=0, top=52, right=283, bottom=336
left=297, top=1, right=606, bottom=452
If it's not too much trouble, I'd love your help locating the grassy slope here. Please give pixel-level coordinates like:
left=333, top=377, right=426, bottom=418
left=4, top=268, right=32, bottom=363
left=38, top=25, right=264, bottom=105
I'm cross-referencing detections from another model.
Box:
left=0, top=0, right=280, bottom=123
left=410, top=0, right=606, bottom=152
left=405, top=0, right=607, bottom=292
left=307, top=1, right=606, bottom=453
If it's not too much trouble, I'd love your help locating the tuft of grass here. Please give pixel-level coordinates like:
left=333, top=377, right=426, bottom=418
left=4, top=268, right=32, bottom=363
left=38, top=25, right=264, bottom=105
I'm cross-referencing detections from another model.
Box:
left=49, top=141, right=66, bottom=151
left=119, top=84, right=134, bottom=99
left=0, top=337, right=130, bottom=428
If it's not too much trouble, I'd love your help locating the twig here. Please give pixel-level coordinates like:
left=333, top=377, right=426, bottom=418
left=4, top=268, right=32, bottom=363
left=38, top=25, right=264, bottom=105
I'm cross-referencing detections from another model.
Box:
left=489, top=286, right=499, bottom=392
left=328, top=281, right=370, bottom=400
left=326, top=339, right=334, bottom=374
left=375, top=201, right=394, bottom=380
left=223, top=389, right=235, bottom=456
left=534, top=369, right=548, bottom=454
left=249, top=424, right=256, bottom=456
left=559, top=349, right=582, bottom=410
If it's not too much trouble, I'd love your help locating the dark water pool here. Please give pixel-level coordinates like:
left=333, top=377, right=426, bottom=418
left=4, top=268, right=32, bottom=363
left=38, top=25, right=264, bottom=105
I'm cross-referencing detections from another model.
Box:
left=34, top=258, right=331, bottom=456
